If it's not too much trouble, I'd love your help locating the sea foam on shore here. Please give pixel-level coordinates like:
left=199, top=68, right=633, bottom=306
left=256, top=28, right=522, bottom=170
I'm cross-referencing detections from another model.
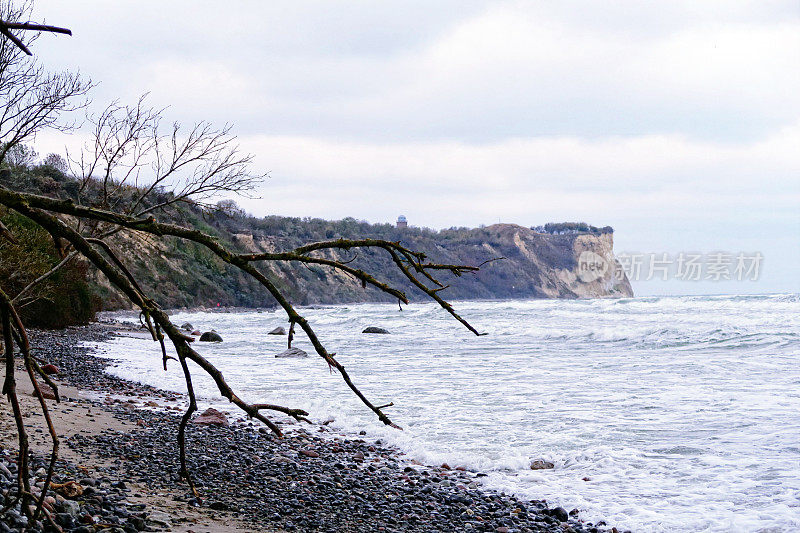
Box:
left=88, top=294, right=800, bottom=532
left=17, top=323, right=609, bottom=532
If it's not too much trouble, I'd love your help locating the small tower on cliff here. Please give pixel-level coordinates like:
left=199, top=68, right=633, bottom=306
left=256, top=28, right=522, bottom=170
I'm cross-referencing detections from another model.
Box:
left=396, top=215, right=408, bottom=229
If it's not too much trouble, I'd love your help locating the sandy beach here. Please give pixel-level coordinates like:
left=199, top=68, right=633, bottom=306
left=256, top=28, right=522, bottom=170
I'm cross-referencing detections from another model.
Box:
left=0, top=327, right=265, bottom=533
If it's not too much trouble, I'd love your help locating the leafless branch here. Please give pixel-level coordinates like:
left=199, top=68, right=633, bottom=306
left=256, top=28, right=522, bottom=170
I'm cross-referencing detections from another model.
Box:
left=70, top=96, right=264, bottom=228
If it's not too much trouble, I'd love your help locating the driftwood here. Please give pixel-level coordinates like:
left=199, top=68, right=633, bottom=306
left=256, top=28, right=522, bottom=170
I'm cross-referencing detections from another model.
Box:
left=0, top=7, right=486, bottom=527
left=0, top=179, right=484, bottom=514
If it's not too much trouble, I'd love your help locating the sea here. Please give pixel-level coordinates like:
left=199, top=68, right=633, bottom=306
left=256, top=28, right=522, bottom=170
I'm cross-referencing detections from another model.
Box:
left=87, top=294, right=800, bottom=532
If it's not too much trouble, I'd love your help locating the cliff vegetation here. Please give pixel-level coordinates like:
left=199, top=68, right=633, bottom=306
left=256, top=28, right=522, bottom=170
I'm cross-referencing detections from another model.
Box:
left=0, top=155, right=632, bottom=323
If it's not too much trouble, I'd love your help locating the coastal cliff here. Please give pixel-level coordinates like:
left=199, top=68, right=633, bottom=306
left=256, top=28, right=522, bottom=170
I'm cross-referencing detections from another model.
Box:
left=0, top=166, right=631, bottom=318
left=93, top=218, right=633, bottom=309
left=462, top=224, right=633, bottom=300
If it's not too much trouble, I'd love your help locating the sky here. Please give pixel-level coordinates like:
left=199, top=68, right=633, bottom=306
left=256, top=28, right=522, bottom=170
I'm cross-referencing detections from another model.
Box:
left=27, top=1, right=800, bottom=295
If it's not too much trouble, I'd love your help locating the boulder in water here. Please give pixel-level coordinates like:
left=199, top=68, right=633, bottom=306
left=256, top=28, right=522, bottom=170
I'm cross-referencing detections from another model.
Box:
left=362, top=326, right=390, bottom=334
left=180, top=322, right=194, bottom=331
left=529, top=459, right=554, bottom=470
left=276, top=347, right=308, bottom=358
left=268, top=327, right=286, bottom=335
left=199, top=331, right=223, bottom=342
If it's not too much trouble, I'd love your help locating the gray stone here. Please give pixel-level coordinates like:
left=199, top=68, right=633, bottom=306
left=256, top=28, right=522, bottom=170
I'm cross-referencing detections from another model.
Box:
left=551, top=506, right=569, bottom=522
left=57, top=499, right=80, bottom=517
left=180, top=322, right=194, bottom=331
left=529, top=459, right=555, bottom=470
left=147, top=510, right=172, bottom=527
left=55, top=513, right=75, bottom=528
left=362, top=326, right=390, bottom=334
left=275, top=347, right=308, bottom=358
left=199, top=331, right=223, bottom=342
left=268, top=327, right=286, bottom=335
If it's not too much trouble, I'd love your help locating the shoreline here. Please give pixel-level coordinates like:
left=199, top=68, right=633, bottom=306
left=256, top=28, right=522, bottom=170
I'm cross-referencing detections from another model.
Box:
left=2, top=322, right=617, bottom=532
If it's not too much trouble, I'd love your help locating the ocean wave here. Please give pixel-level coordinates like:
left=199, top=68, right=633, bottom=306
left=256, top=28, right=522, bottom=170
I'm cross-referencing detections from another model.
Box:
left=90, top=294, right=800, bottom=532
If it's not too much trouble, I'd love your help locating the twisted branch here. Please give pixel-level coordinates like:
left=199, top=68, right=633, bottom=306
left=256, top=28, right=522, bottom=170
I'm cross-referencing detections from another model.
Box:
left=0, top=184, right=486, bottom=498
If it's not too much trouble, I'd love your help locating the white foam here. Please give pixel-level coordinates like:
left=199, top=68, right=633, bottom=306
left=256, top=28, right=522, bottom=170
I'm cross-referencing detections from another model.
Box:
left=89, top=295, right=800, bottom=532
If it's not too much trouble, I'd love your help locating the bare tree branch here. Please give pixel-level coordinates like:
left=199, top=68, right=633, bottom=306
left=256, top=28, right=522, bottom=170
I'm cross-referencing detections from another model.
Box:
left=0, top=3, right=90, bottom=166
left=69, top=96, right=264, bottom=228
left=0, top=3, right=487, bottom=504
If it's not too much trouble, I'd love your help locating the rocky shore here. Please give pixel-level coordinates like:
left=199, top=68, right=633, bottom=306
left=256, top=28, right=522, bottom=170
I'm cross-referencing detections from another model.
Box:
left=1, top=323, right=619, bottom=532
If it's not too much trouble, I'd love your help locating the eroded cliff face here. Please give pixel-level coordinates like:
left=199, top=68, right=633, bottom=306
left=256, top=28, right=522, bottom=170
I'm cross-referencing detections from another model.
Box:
left=455, top=224, right=633, bottom=300
left=223, top=223, right=633, bottom=303
left=90, top=222, right=633, bottom=310
left=569, top=232, right=633, bottom=298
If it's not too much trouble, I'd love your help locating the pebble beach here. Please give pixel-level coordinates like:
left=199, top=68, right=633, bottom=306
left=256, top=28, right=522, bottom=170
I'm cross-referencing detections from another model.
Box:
left=0, top=322, right=616, bottom=532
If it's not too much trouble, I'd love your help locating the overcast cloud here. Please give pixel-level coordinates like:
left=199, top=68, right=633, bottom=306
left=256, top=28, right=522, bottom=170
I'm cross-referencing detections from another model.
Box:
left=29, top=1, right=800, bottom=295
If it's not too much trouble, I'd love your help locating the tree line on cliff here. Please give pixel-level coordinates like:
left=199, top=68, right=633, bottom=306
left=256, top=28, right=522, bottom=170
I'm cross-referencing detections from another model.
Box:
left=0, top=155, right=616, bottom=326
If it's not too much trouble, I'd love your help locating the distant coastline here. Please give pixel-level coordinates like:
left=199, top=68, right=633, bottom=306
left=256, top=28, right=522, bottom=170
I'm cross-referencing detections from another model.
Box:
left=91, top=218, right=633, bottom=310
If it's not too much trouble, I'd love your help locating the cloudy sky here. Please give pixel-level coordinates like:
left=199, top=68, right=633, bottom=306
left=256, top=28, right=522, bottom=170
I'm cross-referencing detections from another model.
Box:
left=29, top=1, right=800, bottom=295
